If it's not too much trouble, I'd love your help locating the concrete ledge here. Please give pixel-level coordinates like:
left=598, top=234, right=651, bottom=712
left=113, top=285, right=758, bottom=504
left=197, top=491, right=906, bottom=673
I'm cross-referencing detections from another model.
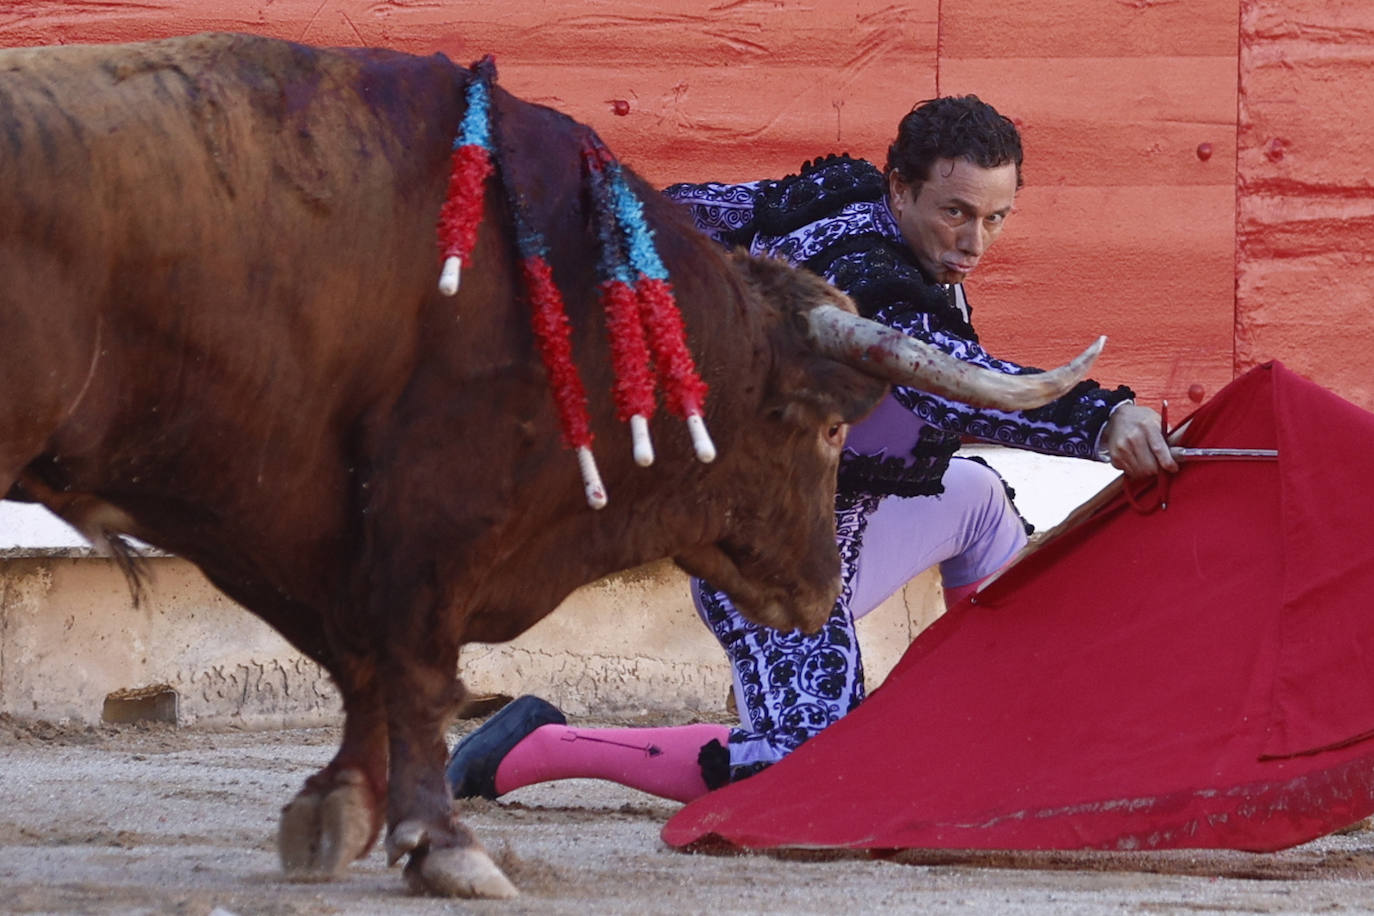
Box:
left=0, top=446, right=1117, bottom=726
left=0, top=557, right=339, bottom=727
left=461, top=558, right=944, bottom=718
left=0, top=554, right=938, bottom=726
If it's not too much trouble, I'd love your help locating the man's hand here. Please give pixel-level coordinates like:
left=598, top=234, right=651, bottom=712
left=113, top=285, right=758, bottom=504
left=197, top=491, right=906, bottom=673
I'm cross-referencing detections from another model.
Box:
left=1101, top=404, right=1179, bottom=479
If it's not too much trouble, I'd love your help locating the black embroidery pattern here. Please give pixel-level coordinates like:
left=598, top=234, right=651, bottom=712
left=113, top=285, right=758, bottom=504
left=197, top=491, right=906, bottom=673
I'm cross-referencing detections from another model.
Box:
left=695, top=491, right=879, bottom=785
left=751, top=154, right=888, bottom=237
left=838, top=425, right=961, bottom=498
left=756, top=202, right=890, bottom=269
left=825, top=242, right=975, bottom=333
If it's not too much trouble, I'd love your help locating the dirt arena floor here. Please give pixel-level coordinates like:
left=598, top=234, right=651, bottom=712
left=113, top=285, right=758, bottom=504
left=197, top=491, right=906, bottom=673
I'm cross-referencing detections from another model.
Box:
left=4, top=715, right=1374, bottom=915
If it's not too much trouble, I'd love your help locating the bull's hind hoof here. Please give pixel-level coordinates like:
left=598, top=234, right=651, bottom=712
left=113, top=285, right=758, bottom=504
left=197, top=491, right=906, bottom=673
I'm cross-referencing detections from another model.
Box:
left=403, top=845, right=518, bottom=899
left=279, top=768, right=377, bottom=878
left=387, top=818, right=518, bottom=898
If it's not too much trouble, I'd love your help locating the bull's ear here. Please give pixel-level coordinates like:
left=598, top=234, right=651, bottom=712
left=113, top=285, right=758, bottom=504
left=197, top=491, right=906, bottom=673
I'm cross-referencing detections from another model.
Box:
left=730, top=250, right=851, bottom=317
left=731, top=251, right=888, bottom=426
left=784, top=354, right=889, bottom=427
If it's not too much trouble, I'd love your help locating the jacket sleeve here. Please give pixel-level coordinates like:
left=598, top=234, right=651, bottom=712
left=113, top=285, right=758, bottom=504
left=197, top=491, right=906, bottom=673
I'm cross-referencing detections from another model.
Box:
left=663, top=180, right=762, bottom=246
left=888, top=310, right=1133, bottom=459
left=826, top=243, right=1133, bottom=460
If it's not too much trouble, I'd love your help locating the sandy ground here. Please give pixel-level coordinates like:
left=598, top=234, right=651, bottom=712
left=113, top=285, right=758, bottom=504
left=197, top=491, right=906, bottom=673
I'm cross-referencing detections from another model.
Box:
left=3, top=716, right=1374, bottom=915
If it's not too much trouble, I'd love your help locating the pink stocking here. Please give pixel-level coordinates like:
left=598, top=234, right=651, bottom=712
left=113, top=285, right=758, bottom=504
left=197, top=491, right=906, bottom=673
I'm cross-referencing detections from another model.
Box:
left=494, top=722, right=729, bottom=803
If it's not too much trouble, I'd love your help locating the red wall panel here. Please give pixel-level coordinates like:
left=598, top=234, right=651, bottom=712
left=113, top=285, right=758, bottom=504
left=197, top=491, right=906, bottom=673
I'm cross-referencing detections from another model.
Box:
left=3, top=0, right=1372, bottom=411
left=939, top=0, right=1240, bottom=414
left=0, top=1, right=938, bottom=186
left=1237, top=0, right=1374, bottom=410
left=938, top=0, right=1239, bottom=58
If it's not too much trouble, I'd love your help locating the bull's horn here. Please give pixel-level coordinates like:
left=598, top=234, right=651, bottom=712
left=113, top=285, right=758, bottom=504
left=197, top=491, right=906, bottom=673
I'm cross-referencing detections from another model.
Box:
left=806, top=305, right=1105, bottom=411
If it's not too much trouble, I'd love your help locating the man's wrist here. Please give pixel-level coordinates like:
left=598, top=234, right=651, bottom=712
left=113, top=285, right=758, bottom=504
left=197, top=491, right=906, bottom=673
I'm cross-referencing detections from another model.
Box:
left=1093, top=399, right=1136, bottom=460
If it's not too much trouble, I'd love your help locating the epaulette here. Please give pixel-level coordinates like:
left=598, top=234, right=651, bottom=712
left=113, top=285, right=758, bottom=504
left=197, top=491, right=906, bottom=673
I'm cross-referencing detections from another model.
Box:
left=752, top=155, right=887, bottom=237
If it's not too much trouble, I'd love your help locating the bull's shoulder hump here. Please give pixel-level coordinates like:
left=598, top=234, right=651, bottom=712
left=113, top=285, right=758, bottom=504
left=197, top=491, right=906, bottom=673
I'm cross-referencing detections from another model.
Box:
left=487, top=82, right=584, bottom=135
left=0, top=32, right=455, bottom=84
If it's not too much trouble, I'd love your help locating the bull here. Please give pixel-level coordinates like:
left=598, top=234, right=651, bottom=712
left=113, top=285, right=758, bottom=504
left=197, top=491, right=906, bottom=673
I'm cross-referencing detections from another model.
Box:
left=0, top=33, right=1102, bottom=897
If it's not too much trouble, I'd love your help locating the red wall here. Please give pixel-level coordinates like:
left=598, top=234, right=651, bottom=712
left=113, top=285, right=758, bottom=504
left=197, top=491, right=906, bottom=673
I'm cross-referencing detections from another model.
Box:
left=4, top=0, right=1369, bottom=414
left=937, top=0, right=1240, bottom=416
left=1237, top=0, right=1374, bottom=410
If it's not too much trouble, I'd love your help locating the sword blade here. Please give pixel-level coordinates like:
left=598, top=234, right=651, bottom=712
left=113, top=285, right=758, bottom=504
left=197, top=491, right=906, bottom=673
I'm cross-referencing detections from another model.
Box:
left=1171, top=447, right=1278, bottom=461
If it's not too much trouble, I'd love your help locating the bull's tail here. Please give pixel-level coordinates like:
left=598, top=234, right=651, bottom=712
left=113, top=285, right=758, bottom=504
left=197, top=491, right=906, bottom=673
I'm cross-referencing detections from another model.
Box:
left=7, top=473, right=153, bottom=606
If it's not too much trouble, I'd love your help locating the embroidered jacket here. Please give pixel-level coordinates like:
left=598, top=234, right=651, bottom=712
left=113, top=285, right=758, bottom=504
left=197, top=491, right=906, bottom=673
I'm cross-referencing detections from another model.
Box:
left=665, top=155, right=1133, bottom=498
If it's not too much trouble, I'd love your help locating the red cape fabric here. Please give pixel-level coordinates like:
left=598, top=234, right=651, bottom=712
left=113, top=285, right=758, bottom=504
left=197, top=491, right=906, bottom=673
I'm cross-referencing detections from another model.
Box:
left=664, top=363, right=1374, bottom=853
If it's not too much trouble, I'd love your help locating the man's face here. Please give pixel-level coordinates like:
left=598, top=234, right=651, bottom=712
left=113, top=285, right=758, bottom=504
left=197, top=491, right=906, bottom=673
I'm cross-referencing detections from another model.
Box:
left=888, top=157, right=1018, bottom=284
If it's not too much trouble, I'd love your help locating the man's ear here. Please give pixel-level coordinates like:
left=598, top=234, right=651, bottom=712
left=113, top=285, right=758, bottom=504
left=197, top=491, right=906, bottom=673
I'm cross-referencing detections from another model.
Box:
left=884, top=170, right=917, bottom=222
left=887, top=171, right=910, bottom=216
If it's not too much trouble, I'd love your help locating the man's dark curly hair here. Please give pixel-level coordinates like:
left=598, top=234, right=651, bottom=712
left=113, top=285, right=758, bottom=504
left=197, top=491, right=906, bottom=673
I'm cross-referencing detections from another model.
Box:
left=884, top=95, right=1023, bottom=191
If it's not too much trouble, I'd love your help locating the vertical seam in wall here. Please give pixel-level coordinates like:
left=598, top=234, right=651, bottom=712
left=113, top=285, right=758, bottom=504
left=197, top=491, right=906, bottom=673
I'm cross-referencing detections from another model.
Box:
left=0, top=570, right=9, bottom=709
left=1232, top=0, right=1245, bottom=379
left=935, top=0, right=944, bottom=95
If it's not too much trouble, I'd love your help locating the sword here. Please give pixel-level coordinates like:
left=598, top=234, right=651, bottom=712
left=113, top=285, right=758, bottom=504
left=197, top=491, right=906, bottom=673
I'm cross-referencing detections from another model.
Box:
left=1157, top=401, right=1278, bottom=461
left=1170, top=447, right=1278, bottom=462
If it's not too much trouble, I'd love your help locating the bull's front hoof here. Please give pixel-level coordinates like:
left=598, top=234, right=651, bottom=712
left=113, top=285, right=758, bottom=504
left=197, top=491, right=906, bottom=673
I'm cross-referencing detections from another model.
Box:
left=405, top=845, right=519, bottom=898
left=278, top=768, right=378, bottom=878
left=387, top=818, right=518, bottom=898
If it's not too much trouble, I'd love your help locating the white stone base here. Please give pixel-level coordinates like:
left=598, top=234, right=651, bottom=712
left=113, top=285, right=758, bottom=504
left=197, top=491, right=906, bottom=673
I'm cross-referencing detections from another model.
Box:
left=0, top=446, right=1119, bottom=725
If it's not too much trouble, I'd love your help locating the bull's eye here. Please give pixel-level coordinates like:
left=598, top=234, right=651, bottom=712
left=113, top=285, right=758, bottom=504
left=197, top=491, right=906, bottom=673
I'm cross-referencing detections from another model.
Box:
left=824, top=422, right=846, bottom=448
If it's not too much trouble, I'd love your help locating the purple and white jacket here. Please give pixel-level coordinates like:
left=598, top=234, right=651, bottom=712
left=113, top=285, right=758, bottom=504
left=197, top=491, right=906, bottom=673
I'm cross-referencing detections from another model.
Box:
left=665, top=154, right=1132, bottom=499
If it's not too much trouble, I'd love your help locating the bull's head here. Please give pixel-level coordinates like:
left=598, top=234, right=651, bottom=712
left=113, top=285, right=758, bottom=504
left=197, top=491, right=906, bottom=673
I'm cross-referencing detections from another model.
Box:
left=675, top=252, right=1102, bottom=634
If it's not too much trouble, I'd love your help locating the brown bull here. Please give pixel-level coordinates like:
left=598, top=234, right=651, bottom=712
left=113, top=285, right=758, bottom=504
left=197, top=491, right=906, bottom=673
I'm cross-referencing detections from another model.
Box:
left=0, top=33, right=1101, bottom=896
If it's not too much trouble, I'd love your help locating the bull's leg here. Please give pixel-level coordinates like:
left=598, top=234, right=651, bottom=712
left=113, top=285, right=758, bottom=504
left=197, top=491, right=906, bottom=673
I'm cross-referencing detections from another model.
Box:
left=380, top=655, right=518, bottom=898
left=278, top=657, right=390, bottom=878
left=204, top=585, right=392, bottom=880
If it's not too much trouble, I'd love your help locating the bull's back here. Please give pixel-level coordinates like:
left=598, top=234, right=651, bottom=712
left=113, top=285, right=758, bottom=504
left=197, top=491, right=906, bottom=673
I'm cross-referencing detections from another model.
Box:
left=0, top=34, right=474, bottom=588
left=0, top=33, right=458, bottom=406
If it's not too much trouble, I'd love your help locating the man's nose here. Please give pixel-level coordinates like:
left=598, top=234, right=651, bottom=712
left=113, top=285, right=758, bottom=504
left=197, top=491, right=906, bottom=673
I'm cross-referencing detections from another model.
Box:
left=958, top=223, right=987, bottom=256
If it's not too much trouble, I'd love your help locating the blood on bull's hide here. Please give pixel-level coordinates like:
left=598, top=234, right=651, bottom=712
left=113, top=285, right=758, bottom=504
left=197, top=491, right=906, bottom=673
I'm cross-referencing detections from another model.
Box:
left=0, top=33, right=1102, bottom=897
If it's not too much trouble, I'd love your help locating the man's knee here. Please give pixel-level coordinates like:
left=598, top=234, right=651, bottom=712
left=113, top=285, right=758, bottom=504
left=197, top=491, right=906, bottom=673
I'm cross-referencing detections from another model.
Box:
left=943, top=456, right=1016, bottom=511
left=937, top=458, right=1029, bottom=586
